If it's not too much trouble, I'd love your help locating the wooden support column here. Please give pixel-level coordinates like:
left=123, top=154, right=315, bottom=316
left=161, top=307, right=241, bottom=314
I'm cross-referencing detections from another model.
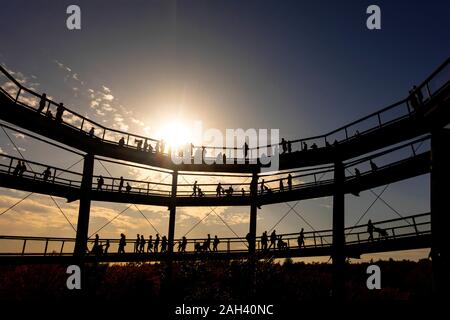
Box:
left=74, top=153, right=94, bottom=257
left=332, top=160, right=345, bottom=299
left=167, top=170, right=178, bottom=254
left=248, top=171, right=258, bottom=254
left=430, top=128, right=450, bottom=296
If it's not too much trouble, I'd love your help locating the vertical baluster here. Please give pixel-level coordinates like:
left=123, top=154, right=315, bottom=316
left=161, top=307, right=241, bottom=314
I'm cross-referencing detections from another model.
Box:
left=60, top=241, right=65, bottom=255
left=22, top=239, right=27, bottom=255
left=44, top=239, right=49, bottom=256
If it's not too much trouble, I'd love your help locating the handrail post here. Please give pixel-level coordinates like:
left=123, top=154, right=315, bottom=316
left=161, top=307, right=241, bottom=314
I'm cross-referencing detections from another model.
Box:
left=167, top=170, right=178, bottom=254
left=377, top=113, right=382, bottom=128
left=8, top=158, right=13, bottom=174
left=412, top=217, right=419, bottom=235
left=44, top=239, right=49, bottom=256
left=426, top=83, right=432, bottom=99
left=227, top=239, right=230, bottom=252
left=22, top=239, right=27, bottom=255
left=60, top=241, right=65, bottom=255
left=14, top=87, right=21, bottom=103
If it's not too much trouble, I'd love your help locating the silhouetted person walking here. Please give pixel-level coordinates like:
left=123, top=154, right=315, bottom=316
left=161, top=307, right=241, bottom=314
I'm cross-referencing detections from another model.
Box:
left=37, top=93, right=47, bottom=113
left=126, top=182, right=132, bottom=193
left=269, top=230, right=277, bottom=250
left=147, top=235, right=153, bottom=253
left=244, top=142, right=249, bottom=159
left=118, top=233, right=126, bottom=253
left=298, top=228, right=305, bottom=248
left=118, top=176, right=124, bottom=192
left=161, top=236, right=167, bottom=252
left=204, top=234, right=211, bottom=251
left=260, top=179, right=265, bottom=195
left=213, top=235, right=220, bottom=251
left=55, top=103, right=64, bottom=123
left=139, top=235, right=145, bottom=253
left=104, top=239, right=110, bottom=254
left=279, top=179, right=284, bottom=192
left=287, top=174, right=292, bottom=191
left=191, top=181, right=198, bottom=197
left=134, top=234, right=140, bottom=253
left=97, top=175, right=104, bottom=190
left=281, top=138, right=287, bottom=154
left=261, top=231, right=268, bottom=250
left=18, top=161, right=26, bottom=177
left=42, top=167, right=52, bottom=182
left=154, top=234, right=160, bottom=253
left=12, top=161, right=21, bottom=176
left=216, top=183, right=222, bottom=197
left=367, top=219, right=374, bottom=242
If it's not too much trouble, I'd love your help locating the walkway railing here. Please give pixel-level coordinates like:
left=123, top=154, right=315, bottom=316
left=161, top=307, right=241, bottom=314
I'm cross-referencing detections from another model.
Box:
left=0, top=135, right=430, bottom=199
left=0, top=212, right=430, bottom=257
left=1, top=58, right=448, bottom=162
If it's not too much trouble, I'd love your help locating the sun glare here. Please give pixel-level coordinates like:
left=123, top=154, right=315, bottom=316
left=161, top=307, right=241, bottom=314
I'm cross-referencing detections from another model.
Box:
left=156, top=120, right=192, bottom=149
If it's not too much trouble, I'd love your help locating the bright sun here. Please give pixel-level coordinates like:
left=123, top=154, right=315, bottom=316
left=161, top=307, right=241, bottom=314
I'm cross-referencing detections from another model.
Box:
left=156, top=120, right=192, bottom=149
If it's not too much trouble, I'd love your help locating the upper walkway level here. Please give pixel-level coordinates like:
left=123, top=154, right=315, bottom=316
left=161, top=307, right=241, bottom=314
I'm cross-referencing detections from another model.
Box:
left=0, top=58, right=449, bottom=173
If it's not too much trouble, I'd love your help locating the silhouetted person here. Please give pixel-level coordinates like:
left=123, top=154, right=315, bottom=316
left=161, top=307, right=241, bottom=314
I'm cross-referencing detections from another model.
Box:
left=245, top=232, right=253, bottom=247
left=370, top=160, right=378, bottom=172
left=97, top=175, right=104, bottom=190
left=179, top=236, right=187, bottom=252
left=147, top=235, right=153, bottom=253
left=277, top=235, right=287, bottom=250
left=134, top=234, right=140, bottom=253
left=269, top=230, right=277, bottom=250
left=191, top=181, right=198, bottom=197
left=18, top=161, right=26, bottom=177
left=241, top=188, right=245, bottom=196
left=311, top=143, right=318, bottom=150
left=42, top=167, right=52, bottom=182
left=89, top=127, right=95, bottom=138
left=298, top=228, right=305, bottom=248
left=135, top=139, right=143, bottom=151
left=143, top=139, right=149, bottom=152
left=154, top=234, right=160, bottom=253
left=260, top=179, right=265, bottom=194
left=45, top=109, right=53, bottom=119
left=55, top=102, right=64, bottom=122
left=204, top=234, right=211, bottom=251
left=118, top=233, right=126, bottom=253
left=38, top=93, right=47, bottom=113
left=104, top=239, right=110, bottom=254
left=354, top=168, right=361, bottom=179
left=287, top=141, right=292, bottom=153
left=213, top=235, right=220, bottom=251
left=161, top=236, right=167, bottom=252
left=139, top=235, right=145, bottom=253
left=216, top=183, right=222, bottom=197
left=302, top=142, right=308, bottom=151
left=281, top=138, right=287, bottom=154
left=325, top=141, right=331, bottom=148
left=118, top=137, right=125, bottom=147
left=126, top=182, right=132, bottom=193
left=226, top=186, right=234, bottom=196
left=222, top=153, right=226, bottom=164
left=279, top=179, right=284, bottom=192
left=244, top=142, right=249, bottom=159
left=92, top=234, right=100, bottom=255
left=118, top=176, right=124, bottom=192
left=367, top=219, right=374, bottom=242
left=287, top=174, right=292, bottom=191
left=261, top=231, right=268, bottom=250
left=12, top=161, right=21, bottom=176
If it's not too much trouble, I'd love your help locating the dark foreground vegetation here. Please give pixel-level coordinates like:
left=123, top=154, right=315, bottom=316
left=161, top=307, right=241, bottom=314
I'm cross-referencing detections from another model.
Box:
left=0, top=258, right=432, bottom=303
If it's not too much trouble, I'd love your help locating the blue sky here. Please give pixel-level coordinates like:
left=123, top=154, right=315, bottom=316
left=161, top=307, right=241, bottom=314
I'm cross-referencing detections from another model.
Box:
left=0, top=0, right=448, bottom=260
